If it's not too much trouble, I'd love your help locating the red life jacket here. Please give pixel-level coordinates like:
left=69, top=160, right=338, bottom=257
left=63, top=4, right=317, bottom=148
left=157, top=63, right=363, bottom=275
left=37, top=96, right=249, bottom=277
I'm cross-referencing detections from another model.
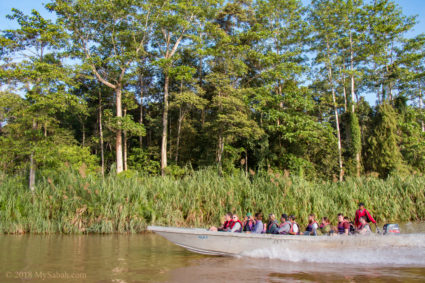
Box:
left=289, top=222, right=300, bottom=235
left=355, top=209, right=376, bottom=228
left=338, top=221, right=349, bottom=234
left=230, top=220, right=243, bottom=232
left=223, top=220, right=232, bottom=229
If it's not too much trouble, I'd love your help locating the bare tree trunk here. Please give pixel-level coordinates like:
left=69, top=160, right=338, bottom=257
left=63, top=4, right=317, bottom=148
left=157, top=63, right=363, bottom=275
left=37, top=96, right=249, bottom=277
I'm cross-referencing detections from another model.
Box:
left=245, top=149, right=248, bottom=177
left=355, top=142, right=361, bottom=177
left=175, top=108, right=183, bottom=163
left=161, top=73, right=169, bottom=176
left=201, top=109, right=205, bottom=127
left=116, top=87, right=124, bottom=174
left=326, top=39, right=343, bottom=181
left=381, top=84, right=385, bottom=102
left=29, top=119, right=36, bottom=191
left=277, top=81, right=283, bottom=126
left=216, top=133, right=224, bottom=172
left=199, top=52, right=205, bottom=127
left=420, top=90, right=424, bottom=132
left=139, top=103, right=143, bottom=148
left=328, top=67, right=344, bottom=182
left=139, top=75, right=144, bottom=148
left=29, top=152, right=35, bottom=192
left=82, top=122, right=86, bottom=147
left=341, top=66, right=347, bottom=112
left=168, top=116, right=172, bottom=160
left=98, top=90, right=105, bottom=177
left=332, top=85, right=344, bottom=182
left=385, top=65, right=393, bottom=101
left=349, top=31, right=356, bottom=113
left=146, top=108, right=151, bottom=147
left=175, top=81, right=184, bottom=163
left=350, top=31, right=361, bottom=177
left=123, top=108, right=128, bottom=171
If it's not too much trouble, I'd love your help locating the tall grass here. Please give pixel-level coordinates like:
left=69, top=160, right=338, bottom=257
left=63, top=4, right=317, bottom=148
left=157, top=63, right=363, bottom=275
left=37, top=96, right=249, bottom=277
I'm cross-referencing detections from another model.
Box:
left=0, top=169, right=424, bottom=234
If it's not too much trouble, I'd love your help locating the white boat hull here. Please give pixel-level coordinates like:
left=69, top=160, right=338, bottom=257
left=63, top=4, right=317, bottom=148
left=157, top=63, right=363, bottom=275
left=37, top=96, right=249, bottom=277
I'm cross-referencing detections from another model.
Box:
left=147, top=226, right=414, bottom=257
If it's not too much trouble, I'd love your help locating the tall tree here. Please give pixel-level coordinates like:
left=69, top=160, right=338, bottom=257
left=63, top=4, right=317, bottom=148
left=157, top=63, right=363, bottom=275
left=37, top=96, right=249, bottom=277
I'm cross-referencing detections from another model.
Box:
left=152, top=0, right=217, bottom=175
left=1, top=8, right=77, bottom=189
left=339, top=0, right=366, bottom=176
left=367, top=103, right=405, bottom=177
left=310, top=0, right=345, bottom=181
left=397, top=34, right=425, bottom=133
left=364, top=0, right=416, bottom=103
left=51, top=0, right=156, bottom=174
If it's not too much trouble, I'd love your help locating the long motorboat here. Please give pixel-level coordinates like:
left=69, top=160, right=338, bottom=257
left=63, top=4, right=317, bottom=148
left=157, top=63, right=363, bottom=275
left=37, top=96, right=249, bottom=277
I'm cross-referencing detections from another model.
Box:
left=147, top=225, right=412, bottom=257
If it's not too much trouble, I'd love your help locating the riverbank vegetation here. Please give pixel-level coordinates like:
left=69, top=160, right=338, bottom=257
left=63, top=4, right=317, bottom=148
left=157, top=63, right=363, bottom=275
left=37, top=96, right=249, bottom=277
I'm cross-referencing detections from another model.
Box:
left=1, top=169, right=424, bottom=234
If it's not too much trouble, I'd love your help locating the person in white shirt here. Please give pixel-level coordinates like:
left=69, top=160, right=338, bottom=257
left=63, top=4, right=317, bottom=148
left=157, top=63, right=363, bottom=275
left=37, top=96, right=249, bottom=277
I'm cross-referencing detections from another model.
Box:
left=229, top=214, right=242, bottom=233
left=289, top=215, right=300, bottom=235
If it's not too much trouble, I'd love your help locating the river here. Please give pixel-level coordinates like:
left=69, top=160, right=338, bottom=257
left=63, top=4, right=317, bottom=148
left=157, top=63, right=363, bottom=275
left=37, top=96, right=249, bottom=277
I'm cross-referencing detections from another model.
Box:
left=0, top=222, right=424, bottom=282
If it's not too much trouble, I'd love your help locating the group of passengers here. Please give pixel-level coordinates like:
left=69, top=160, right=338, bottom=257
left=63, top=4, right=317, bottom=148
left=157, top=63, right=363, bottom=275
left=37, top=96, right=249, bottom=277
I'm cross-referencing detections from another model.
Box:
left=209, top=202, right=376, bottom=236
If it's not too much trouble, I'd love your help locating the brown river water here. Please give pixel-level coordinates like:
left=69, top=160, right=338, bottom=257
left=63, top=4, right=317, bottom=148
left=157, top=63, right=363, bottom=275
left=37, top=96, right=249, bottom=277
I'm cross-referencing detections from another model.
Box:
left=0, top=222, right=424, bottom=283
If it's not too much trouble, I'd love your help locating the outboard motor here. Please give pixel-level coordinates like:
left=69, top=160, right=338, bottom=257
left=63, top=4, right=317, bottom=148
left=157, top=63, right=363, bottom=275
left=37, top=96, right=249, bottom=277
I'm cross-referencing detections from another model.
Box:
left=383, top=224, right=400, bottom=235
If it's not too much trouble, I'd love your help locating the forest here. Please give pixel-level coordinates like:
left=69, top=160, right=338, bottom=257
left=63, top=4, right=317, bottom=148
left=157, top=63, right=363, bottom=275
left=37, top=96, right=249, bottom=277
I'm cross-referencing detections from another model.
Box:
left=1, top=0, right=425, bottom=185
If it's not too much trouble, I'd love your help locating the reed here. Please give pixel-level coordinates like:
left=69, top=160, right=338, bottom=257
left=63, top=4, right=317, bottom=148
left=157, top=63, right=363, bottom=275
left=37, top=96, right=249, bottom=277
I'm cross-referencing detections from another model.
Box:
left=0, top=169, right=424, bottom=234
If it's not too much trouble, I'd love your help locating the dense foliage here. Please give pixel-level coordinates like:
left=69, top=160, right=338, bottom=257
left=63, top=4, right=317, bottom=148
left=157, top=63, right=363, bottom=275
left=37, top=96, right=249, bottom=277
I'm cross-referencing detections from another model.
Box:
left=1, top=0, right=425, bottom=183
left=0, top=169, right=424, bottom=234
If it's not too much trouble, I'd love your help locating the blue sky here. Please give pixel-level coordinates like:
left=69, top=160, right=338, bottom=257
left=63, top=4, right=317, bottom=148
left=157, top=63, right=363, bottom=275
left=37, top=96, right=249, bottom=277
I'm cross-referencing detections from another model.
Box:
left=1, top=0, right=424, bottom=105
left=1, top=0, right=425, bottom=34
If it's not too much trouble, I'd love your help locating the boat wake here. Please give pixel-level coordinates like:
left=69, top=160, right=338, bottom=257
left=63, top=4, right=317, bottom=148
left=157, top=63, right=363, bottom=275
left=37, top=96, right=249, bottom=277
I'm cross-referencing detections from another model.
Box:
left=242, top=234, right=425, bottom=267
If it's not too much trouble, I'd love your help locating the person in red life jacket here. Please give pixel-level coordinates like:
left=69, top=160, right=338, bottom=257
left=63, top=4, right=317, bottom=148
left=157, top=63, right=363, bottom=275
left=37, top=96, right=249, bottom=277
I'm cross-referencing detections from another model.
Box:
left=336, top=213, right=350, bottom=235
left=229, top=214, right=243, bottom=232
left=356, top=216, right=372, bottom=235
left=304, top=214, right=319, bottom=236
left=209, top=212, right=233, bottom=232
left=354, top=202, right=376, bottom=229
left=288, top=215, right=300, bottom=235
left=243, top=212, right=256, bottom=232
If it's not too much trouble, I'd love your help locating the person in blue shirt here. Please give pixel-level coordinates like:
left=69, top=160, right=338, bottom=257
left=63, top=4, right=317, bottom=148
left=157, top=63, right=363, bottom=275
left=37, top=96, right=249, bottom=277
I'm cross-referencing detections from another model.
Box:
left=252, top=212, right=264, bottom=233
left=278, top=214, right=291, bottom=234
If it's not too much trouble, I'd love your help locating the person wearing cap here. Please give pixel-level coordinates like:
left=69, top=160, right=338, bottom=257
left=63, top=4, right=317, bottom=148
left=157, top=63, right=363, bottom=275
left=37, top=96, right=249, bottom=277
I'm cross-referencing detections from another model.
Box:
left=354, top=202, right=377, bottom=229
left=278, top=214, right=291, bottom=234
left=243, top=212, right=255, bottom=232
